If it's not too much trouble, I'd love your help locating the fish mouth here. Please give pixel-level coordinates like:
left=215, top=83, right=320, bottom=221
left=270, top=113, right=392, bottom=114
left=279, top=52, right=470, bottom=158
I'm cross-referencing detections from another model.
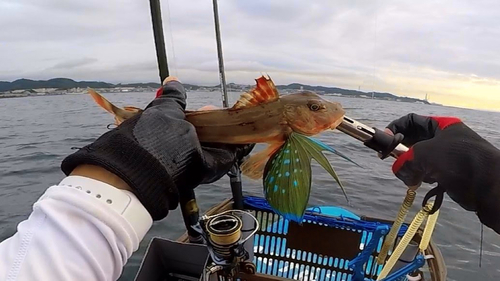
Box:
left=329, top=115, right=345, bottom=129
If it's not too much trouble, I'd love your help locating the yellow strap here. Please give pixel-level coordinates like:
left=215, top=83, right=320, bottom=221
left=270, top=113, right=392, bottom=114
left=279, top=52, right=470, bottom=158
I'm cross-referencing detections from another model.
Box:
left=420, top=210, right=439, bottom=251
left=376, top=203, right=433, bottom=280
left=377, top=188, right=416, bottom=265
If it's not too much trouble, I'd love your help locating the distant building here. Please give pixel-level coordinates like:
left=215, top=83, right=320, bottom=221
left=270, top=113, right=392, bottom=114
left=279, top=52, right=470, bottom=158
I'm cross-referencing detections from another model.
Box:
left=33, top=88, right=57, bottom=93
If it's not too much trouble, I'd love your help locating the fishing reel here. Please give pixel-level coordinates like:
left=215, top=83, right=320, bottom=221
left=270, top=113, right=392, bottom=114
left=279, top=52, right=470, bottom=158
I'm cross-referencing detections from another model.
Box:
left=191, top=210, right=259, bottom=279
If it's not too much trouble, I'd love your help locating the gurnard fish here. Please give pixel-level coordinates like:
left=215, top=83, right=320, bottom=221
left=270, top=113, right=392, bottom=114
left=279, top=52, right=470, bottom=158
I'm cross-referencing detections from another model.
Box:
left=88, top=75, right=358, bottom=222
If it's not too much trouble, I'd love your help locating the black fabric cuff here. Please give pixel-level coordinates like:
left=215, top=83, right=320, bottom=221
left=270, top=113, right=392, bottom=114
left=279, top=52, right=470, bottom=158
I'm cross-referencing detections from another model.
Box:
left=61, top=118, right=179, bottom=220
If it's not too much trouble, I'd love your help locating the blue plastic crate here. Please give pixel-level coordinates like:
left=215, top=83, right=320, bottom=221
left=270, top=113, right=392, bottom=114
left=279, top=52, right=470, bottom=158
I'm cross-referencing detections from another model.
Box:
left=243, top=196, right=422, bottom=281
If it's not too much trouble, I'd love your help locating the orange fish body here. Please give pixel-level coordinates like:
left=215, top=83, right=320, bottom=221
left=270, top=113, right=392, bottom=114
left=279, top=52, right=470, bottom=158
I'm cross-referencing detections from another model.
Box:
left=88, top=76, right=345, bottom=179
left=185, top=101, right=287, bottom=144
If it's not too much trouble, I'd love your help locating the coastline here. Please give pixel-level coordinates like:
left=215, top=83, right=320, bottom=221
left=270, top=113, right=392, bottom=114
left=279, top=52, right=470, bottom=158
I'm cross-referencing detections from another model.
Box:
left=0, top=87, right=440, bottom=107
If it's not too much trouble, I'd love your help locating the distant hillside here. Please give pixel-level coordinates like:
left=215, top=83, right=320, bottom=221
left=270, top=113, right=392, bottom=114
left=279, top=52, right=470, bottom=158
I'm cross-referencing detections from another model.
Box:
left=0, top=78, right=210, bottom=92
left=276, top=83, right=423, bottom=102
left=0, top=78, right=165, bottom=92
left=114, top=82, right=160, bottom=88
left=0, top=77, right=430, bottom=104
left=205, top=82, right=429, bottom=104
left=0, top=78, right=114, bottom=91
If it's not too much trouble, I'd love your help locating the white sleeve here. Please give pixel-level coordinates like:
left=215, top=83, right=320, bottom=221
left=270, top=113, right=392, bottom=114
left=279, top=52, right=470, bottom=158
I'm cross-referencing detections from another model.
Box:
left=0, top=176, right=153, bottom=281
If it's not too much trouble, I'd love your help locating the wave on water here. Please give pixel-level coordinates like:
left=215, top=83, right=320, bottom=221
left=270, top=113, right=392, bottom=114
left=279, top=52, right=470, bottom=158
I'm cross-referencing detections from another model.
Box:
left=1, top=93, right=500, bottom=281
left=3, top=165, right=62, bottom=177
left=62, top=137, right=100, bottom=143
left=16, top=144, right=42, bottom=150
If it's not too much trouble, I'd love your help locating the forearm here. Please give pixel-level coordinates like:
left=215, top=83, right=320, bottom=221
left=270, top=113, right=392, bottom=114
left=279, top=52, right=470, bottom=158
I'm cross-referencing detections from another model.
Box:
left=0, top=176, right=152, bottom=281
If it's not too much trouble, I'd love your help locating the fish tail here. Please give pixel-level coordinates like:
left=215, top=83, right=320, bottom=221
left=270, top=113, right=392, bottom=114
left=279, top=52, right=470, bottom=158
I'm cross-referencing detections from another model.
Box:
left=88, top=88, right=138, bottom=124
left=88, top=89, right=121, bottom=115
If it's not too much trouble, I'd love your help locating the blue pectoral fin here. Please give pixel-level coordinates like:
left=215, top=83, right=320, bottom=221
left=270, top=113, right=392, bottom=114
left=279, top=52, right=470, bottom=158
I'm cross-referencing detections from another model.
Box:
left=308, top=137, right=363, bottom=168
left=263, top=137, right=312, bottom=223
left=262, top=133, right=359, bottom=223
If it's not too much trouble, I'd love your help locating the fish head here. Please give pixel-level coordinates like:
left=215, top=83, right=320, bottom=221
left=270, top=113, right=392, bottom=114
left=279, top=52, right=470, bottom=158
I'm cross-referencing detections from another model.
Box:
left=281, top=91, right=345, bottom=136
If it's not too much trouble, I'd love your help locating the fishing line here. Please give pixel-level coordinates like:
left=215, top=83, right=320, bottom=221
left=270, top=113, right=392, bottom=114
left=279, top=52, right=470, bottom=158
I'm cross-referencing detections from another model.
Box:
left=201, top=209, right=260, bottom=243
left=164, top=0, right=178, bottom=77
left=372, top=1, right=379, bottom=92
left=479, top=223, right=484, bottom=267
left=371, top=0, right=379, bottom=95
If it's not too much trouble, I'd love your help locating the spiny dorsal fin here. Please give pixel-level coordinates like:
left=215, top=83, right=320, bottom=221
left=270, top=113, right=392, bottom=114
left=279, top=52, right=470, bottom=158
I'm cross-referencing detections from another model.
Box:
left=232, top=75, right=279, bottom=109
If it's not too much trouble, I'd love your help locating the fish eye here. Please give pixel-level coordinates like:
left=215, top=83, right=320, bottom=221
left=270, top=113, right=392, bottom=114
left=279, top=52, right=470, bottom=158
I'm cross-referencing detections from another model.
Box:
left=308, top=103, right=321, bottom=111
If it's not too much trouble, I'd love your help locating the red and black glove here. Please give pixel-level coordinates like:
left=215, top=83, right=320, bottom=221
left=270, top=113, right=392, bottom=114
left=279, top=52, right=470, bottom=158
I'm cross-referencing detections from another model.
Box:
left=386, top=113, right=500, bottom=234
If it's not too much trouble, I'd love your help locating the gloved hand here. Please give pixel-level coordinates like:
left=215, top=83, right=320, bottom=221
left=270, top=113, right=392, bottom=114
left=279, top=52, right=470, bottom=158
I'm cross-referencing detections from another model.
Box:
left=61, top=78, right=254, bottom=220
left=386, top=113, right=500, bottom=234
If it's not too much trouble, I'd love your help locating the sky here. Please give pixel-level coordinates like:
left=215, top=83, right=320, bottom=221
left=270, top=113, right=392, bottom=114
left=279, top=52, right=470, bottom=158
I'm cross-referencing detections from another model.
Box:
left=1, top=0, right=500, bottom=110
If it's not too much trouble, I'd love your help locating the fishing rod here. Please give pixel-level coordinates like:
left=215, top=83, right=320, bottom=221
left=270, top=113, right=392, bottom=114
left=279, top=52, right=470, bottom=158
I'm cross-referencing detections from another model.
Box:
left=149, top=0, right=169, bottom=83
left=148, top=0, right=244, bottom=244
left=211, top=0, right=245, bottom=210
left=211, top=0, right=256, bottom=268
left=212, top=0, right=229, bottom=108
left=149, top=0, right=202, bottom=243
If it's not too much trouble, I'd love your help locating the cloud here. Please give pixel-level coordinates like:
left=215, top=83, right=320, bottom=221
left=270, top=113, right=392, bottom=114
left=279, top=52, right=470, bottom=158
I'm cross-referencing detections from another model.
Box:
left=1, top=0, right=500, bottom=109
left=48, top=58, right=98, bottom=70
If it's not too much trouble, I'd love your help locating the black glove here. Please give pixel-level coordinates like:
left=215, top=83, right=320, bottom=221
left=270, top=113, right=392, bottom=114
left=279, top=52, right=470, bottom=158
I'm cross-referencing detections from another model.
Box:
left=62, top=80, right=254, bottom=220
left=386, top=113, right=500, bottom=234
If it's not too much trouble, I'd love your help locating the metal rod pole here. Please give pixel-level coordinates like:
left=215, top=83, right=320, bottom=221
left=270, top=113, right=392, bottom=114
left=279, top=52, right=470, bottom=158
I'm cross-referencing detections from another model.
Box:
left=149, top=0, right=201, bottom=243
left=212, top=0, right=229, bottom=108
left=212, top=0, right=243, bottom=210
left=149, top=0, right=169, bottom=83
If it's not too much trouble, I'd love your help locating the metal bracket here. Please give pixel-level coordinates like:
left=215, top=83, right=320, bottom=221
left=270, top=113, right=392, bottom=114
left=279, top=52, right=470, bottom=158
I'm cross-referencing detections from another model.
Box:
left=337, top=116, right=409, bottom=159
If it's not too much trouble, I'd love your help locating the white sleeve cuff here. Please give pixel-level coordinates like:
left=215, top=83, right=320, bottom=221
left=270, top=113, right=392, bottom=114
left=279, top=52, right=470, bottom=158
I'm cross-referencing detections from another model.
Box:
left=55, top=175, right=153, bottom=242
left=0, top=176, right=153, bottom=281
